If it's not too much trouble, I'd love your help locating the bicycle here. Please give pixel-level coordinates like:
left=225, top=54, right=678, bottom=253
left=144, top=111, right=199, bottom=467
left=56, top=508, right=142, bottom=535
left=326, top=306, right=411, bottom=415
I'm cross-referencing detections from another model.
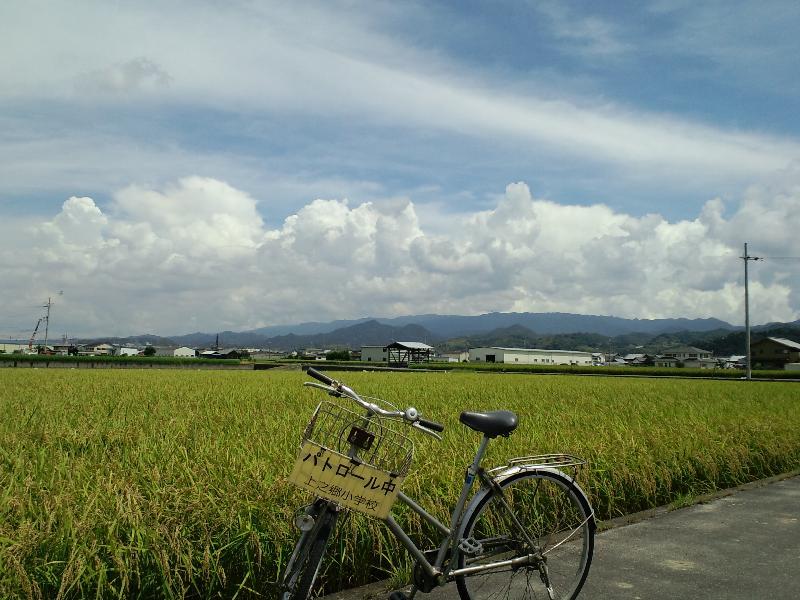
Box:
left=280, top=367, right=595, bottom=600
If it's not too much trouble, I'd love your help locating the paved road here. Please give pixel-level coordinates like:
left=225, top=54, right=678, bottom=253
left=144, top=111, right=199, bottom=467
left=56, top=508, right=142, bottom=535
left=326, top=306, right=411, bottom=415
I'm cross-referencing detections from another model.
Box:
left=327, top=476, right=800, bottom=600
left=581, top=476, right=800, bottom=599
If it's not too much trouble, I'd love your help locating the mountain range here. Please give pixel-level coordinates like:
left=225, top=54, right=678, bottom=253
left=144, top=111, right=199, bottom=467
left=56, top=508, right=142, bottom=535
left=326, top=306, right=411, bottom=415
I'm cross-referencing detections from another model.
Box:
left=244, top=312, right=735, bottom=339
left=69, top=311, right=799, bottom=355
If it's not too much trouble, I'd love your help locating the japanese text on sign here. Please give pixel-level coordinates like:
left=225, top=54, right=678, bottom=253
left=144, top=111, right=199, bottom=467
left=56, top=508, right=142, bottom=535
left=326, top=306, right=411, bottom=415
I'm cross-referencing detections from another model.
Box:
left=288, top=440, right=404, bottom=519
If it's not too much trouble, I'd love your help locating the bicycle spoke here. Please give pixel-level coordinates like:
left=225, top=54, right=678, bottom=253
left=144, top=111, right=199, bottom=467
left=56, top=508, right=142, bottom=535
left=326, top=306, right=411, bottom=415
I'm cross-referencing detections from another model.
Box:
left=455, top=471, right=593, bottom=600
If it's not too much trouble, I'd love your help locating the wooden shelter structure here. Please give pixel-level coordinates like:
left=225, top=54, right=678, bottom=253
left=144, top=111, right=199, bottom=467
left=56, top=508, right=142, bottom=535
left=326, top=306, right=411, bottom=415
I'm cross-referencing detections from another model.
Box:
left=386, top=341, right=433, bottom=367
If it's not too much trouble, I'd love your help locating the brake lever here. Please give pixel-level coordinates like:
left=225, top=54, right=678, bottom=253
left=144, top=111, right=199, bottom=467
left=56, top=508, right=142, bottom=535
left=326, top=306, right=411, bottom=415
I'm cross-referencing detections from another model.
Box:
left=303, top=382, right=339, bottom=395
left=412, top=421, right=443, bottom=441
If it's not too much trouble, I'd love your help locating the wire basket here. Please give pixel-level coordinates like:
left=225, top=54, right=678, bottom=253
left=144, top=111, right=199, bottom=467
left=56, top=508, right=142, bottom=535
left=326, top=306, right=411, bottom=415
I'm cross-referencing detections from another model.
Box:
left=302, top=401, right=414, bottom=478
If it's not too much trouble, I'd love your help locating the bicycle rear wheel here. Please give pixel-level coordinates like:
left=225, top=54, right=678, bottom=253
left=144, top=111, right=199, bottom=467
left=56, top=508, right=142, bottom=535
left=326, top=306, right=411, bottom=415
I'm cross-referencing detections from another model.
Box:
left=456, top=469, right=594, bottom=600
left=281, top=500, right=339, bottom=600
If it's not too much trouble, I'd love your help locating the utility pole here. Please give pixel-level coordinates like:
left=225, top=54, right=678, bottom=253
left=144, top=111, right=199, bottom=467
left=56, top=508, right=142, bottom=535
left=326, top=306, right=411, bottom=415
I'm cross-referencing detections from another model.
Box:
left=741, top=243, right=762, bottom=380
left=42, top=297, right=52, bottom=351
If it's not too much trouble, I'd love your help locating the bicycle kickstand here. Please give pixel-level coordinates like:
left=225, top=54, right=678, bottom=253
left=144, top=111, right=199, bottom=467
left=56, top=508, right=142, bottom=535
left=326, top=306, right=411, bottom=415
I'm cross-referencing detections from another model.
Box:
left=389, top=585, right=418, bottom=600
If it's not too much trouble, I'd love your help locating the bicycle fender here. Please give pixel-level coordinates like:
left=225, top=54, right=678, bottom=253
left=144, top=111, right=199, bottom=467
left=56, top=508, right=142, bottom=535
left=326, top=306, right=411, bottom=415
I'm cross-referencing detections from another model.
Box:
left=490, top=464, right=568, bottom=483
left=492, top=464, right=595, bottom=520
left=455, top=466, right=554, bottom=541
left=457, top=485, right=493, bottom=540
left=457, top=466, right=590, bottom=541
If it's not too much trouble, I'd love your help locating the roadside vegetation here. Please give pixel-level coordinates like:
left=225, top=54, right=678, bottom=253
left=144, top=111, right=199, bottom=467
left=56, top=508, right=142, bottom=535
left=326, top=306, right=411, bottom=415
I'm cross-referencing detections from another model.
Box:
left=411, top=360, right=797, bottom=379
left=1, top=369, right=799, bottom=598
left=0, top=353, right=240, bottom=366
left=5, top=353, right=796, bottom=380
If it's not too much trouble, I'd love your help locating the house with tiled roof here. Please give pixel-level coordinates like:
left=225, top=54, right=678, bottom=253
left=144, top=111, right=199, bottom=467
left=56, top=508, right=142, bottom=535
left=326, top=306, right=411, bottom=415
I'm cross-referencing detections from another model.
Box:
left=751, top=337, right=800, bottom=370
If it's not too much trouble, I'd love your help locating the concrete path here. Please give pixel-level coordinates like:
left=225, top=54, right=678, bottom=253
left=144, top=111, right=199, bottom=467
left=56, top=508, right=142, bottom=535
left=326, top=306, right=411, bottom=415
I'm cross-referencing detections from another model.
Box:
left=581, top=476, right=800, bottom=599
left=325, top=476, right=800, bottom=600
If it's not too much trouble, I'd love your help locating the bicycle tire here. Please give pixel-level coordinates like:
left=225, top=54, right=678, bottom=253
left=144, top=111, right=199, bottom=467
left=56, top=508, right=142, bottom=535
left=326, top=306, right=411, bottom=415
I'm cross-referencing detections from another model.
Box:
left=455, top=469, right=594, bottom=600
left=281, top=501, right=339, bottom=600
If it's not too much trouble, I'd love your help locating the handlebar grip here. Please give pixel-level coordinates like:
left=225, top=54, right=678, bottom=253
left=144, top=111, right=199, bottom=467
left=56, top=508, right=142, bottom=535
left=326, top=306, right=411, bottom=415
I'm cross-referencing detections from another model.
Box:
left=306, top=367, right=336, bottom=386
left=418, top=418, right=445, bottom=433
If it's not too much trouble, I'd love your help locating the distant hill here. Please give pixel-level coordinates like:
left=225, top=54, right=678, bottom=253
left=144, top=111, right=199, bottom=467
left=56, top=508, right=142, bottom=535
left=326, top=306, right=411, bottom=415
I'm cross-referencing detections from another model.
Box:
left=108, top=312, right=800, bottom=355
left=441, top=324, right=800, bottom=357
left=376, top=312, right=736, bottom=338
left=77, top=334, right=177, bottom=346
left=170, top=330, right=274, bottom=348
left=169, top=311, right=739, bottom=345
left=754, top=319, right=800, bottom=331
left=166, top=320, right=437, bottom=351
left=440, top=325, right=649, bottom=355
left=262, top=320, right=437, bottom=351
left=249, top=318, right=373, bottom=337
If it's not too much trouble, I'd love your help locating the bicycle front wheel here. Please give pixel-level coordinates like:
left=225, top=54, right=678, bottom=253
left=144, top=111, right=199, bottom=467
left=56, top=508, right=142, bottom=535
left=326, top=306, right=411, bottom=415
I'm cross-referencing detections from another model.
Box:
left=281, top=500, right=339, bottom=600
left=456, top=469, right=594, bottom=600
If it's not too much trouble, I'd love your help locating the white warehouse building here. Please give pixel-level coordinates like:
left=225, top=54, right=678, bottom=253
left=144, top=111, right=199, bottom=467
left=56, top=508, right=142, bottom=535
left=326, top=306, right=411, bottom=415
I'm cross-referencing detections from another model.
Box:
left=173, top=346, right=198, bottom=358
left=361, top=345, right=387, bottom=362
left=469, top=347, right=594, bottom=366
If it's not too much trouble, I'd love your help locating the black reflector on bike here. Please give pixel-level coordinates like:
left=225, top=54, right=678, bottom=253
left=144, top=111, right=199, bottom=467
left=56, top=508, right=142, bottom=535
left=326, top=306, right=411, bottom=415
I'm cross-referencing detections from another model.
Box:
left=347, top=426, right=375, bottom=450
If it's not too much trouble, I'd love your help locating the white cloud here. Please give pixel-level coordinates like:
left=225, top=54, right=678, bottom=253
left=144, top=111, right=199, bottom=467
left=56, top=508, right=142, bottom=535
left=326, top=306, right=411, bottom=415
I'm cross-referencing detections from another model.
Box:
left=533, top=1, right=632, bottom=57
left=1, top=177, right=798, bottom=337
left=76, top=57, right=172, bottom=96
left=113, top=177, right=264, bottom=254
left=1, top=0, right=798, bottom=196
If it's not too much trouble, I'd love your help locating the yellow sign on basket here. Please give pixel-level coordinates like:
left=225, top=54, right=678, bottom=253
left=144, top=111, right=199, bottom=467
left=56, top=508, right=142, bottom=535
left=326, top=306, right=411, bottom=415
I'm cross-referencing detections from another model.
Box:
left=288, top=440, right=404, bottom=519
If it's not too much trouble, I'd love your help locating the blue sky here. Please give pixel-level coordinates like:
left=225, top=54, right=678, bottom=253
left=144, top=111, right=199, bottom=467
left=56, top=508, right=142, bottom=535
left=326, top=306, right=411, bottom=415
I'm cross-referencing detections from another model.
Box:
left=2, top=1, right=800, bottom=336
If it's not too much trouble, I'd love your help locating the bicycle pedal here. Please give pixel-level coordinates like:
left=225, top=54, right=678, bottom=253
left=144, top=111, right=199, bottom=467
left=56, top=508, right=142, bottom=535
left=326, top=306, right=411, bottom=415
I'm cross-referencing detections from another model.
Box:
left=389, top=591, right=408, bottom=600
left=458, top=537, right=483, bottom=556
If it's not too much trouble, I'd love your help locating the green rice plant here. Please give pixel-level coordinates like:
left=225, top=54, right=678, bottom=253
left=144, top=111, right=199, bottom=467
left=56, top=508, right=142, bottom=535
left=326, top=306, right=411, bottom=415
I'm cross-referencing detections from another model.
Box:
left=1, top=370, right=799, bottom=598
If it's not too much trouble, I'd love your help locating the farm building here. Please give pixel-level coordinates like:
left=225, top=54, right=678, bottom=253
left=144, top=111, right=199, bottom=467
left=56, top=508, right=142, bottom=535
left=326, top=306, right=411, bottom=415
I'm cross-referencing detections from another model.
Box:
left=622, top=353, right=652, bottom=366
left=250, top=350, right=286, bottom=359
left=654, top=356, right=679, bottom=368
left=438, top=351, right=470, bottom=363
left=0, top=343, right=29, bottom=353
left=751, top=337, right=800, bottom=369
left=388, top=342, right=433, bottom=366
left=360, top=342, right=434, bottom=366
left=50, top=343, right=74, bottom=355
left=361, top=346, right=386, bottom=362
left=722, top=355, right=746, bottom=369
left=173, top=346, right=197, bottom=358
left=657, top=346, right=718, bottom=368
left=469, top=347, right=593, bottom=366
left=90, top=343, right=114, bottom=355
left=661, top=346, right=713, bottom=361
left=119, top=347, right=140, bottom=356
left=199, top=348, right=241, bottom=359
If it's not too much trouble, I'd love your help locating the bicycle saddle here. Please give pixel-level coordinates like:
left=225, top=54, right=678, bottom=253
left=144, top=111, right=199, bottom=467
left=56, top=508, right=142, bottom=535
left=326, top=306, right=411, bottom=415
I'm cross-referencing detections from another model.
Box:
left=459, top=410, right=518, bottom=438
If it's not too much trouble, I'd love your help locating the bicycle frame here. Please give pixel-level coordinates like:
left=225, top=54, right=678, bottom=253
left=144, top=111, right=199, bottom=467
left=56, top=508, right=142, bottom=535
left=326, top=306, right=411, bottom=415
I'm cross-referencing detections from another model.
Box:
left=380, top=432, right=543, bottom=588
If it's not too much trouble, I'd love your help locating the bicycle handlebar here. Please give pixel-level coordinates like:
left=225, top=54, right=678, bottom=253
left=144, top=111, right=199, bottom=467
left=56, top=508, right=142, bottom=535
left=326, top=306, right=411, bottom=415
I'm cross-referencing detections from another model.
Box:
left=302, top=367, right=444, bottom=439
left=418, top=417, right=445, bottom=433
left=306, top=367, right=336, bottom=386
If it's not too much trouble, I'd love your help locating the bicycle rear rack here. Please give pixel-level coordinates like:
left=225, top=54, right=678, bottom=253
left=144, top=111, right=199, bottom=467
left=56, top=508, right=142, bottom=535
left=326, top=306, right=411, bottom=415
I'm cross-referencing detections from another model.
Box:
left=486, top=454, right=587, bottom=476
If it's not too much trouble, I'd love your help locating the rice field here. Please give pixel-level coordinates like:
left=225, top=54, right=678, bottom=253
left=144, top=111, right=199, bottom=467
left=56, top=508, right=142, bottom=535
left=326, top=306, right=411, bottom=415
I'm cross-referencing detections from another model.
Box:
left=1, top=369, right=799, bottom=599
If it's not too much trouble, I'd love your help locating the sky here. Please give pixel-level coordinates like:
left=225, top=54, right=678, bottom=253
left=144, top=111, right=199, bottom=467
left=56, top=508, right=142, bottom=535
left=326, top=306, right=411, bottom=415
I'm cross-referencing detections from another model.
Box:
left=2, top=0, right=800, bottom=338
